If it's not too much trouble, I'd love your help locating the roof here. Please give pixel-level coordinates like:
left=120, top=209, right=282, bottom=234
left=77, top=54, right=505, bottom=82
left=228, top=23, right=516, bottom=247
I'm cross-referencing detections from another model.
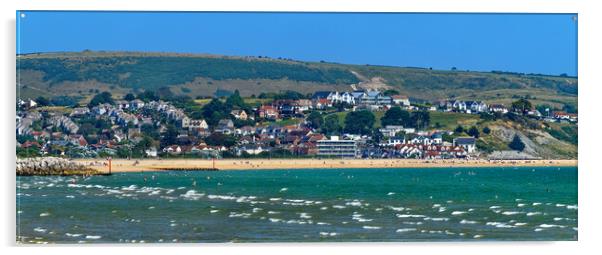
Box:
left=218, top=119, right=233, bottom=124
left=351, top=91, right=365, bottom=98
left=259, top=105, right=277, bottom=111
left=366, top=91, right=381, bottom=97
left=316, top=98, right=330, bottom=104
left=455, top=137, right=476, bottom=145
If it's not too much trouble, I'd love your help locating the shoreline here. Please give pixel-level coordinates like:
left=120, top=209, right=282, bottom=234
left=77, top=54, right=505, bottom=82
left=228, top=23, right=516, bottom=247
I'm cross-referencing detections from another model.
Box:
left=72, top=158, right=578, bottom=173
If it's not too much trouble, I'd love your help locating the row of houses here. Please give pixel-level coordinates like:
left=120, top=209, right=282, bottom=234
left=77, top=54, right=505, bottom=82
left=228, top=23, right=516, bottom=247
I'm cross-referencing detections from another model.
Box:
left=48, top=115, right=79, bottom=134
left=395, top=144, right=469, bottom=159
left=312, top=90, right=410, bottom=108
left=439, top=100, right=492, bottom=114
left=439, top=100, right=552, bottom=119
left=552, top=111, right=578, bottom=123
left=16, top=111, right=42, bottom=135
left=313, top=134, right=476, bottom=158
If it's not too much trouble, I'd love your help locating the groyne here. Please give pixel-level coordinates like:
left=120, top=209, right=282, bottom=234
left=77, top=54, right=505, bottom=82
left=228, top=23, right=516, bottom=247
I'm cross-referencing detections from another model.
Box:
left=16, top=157, right=100, bottom=176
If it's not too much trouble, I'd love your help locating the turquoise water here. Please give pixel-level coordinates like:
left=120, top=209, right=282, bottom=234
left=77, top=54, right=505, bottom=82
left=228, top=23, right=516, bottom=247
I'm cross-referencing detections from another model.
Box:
left=16, top=167, right=577, bottom=243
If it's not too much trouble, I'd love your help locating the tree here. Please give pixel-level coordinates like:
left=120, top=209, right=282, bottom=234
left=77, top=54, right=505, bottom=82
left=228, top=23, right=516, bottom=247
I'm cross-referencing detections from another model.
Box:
left=383, top=89, right=400, bottom=96
left=124, top=93, right=136, bottom=101
left=17, top=147, right=40, bottom=158
left=156, top=87, right=175, bottom=100
left=562, top=104, right=577, bottom=114
left=509, top=135, right=525, bottom=151
left=138, top=90, right=159, bottom=102
left=50, top=96, right=78, bottom=107
left=482, top=127, right=491, bottom=135
left=17, top=134, right=35, bottom=144
left=381, top=107, right=410, bottom=127
left=511, top=99, right=533, bottom=114
left=306, top=111, right=324, bottom=129
left=94, top=118, right=111, bottom=130
left=479, top=112, right=496, bottom=121
left=201, top=98, right=232, bottom=126
left=141, top=124, right=160, bottom=140
left=225, top=90, right=246, bottom=109
left=204, top=133, right=237, bottom=147
left=467, top=126, right=480, bottom=138
left=370, top=129, right=384, bottom=145
left=35, top=96, right=50, bottom=107
left=409, top=111, right=430, bottom=129
left=160, top=124, right=178, bottom=147
left=135, top=135, right=155, bottom=152
left=333, top=102, right=352, bottom=112
left=455, top=125, right=464, bottom=134
left=88, top=92, right=114, bottom=107
left=442, top=133, right=454, bottom=143
left=344, top=110, right=375, bottom=135
left=78, top=123, right=97, bottom=136
left=322, top=114, right=341, bottom=135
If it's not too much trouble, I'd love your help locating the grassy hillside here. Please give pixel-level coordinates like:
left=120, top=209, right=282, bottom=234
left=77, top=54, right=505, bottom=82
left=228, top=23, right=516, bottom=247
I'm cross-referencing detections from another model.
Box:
left=17, top=51, right=577, bottom=109
left=17, top=53, right=358, bottom=89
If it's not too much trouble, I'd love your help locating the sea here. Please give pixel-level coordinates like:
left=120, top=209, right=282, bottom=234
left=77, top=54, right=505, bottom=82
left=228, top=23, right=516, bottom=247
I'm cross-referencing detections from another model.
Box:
left=16, top=167, right=578, bottom=243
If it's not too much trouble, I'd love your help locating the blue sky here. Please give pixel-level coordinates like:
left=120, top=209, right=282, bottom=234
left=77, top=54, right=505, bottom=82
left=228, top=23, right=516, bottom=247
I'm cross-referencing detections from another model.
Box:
left=16, top=11, right=577, bottom=76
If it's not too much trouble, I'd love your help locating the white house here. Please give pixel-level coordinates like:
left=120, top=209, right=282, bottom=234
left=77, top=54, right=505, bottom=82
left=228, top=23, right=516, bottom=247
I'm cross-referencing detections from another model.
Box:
left=380, top=136, right=405, bottom=147
left=466, top=101, right=488, bottom=113
left=391, top=95, right=411, bottom=106
left=378, top=125, right=405, bottom=137
left=237, top=144, right=269, bottom=156
left=230, top=110, right=248, bottom=120
left=145, top=147, right=158, bottom=157
left=489, top=104, right=509, bottom=114
left=453, top=137, right=477, bottom=153
left=452, top=100, right=467, bottom=112
left=409, top=136, right=434, bottom=145
left=338, top=92, right=356, bottom=105
left=188, top=119, right=209, bottom=131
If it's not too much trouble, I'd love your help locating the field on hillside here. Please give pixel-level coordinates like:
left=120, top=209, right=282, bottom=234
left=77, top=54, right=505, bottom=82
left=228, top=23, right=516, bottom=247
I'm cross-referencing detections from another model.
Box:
left=17, top=51, right=577, bottom=110
left=325, top=110, right=479, bottom=130
left=429, top=112, right=481, bottom=129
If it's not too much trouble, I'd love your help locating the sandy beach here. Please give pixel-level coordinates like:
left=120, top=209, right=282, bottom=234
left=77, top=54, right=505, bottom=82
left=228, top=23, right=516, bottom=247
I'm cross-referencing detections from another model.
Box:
left=73, top=158, right=578, bottom=173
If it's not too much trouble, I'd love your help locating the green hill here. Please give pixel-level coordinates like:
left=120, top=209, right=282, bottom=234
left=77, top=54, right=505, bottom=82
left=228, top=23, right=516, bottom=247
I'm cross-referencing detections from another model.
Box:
left=16, top=51, right=577, bottom=110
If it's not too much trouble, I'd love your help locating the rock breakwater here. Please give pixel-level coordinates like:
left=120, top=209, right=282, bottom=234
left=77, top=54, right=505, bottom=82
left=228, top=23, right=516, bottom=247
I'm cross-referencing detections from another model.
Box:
left=16, top=157, right=99, bottom=176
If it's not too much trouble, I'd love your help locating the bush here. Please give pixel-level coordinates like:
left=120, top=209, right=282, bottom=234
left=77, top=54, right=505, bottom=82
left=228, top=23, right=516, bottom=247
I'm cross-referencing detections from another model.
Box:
left=88, top=92, right=114, bottom=107
left=476, top=140, right=495, bottom=153
left=467, top=126, right=480, bottom=138
left=509, top=135, right=525, bottom=151
left=479, top=112, right=496, bottom=121
left=454, top=125, right=464, bottom=134
left=124, top=93, right=136, bottom=101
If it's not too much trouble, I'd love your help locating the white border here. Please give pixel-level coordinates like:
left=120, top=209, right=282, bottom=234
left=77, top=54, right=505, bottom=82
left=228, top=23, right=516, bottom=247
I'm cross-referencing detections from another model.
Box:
left=2, top=0, right=602, bottom=254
